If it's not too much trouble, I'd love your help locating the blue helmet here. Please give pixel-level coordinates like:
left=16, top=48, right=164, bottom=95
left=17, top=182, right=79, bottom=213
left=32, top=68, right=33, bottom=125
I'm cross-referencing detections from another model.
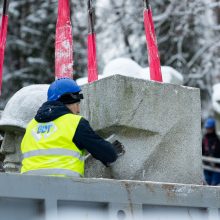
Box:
left=204, top=118, right=216, bottom=129
left=47, top=78, right=81, bottom=101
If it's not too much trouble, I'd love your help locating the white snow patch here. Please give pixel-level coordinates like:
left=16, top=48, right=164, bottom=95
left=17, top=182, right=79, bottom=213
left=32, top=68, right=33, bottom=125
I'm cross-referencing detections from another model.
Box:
left=174, top=186, right=194, bottom=196
left=21, top=26, right=41, bottom=36
left=76, top=75, right=105, bottom=86
left=212, top=83, right=220, bottom=114
left=103, top=58, right=144, bottom=79
left=76, top=58, right=184, bottom=86
left=27, top=58, right=46, bottom=65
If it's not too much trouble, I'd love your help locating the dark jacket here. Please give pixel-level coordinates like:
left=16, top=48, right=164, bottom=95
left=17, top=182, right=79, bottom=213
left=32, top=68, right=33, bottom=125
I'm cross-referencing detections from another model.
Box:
left=35, top=101, right=117, bottom=165
left=202, top=132, right=220, bottom=168
left=0, top=162, right=4, bottom=173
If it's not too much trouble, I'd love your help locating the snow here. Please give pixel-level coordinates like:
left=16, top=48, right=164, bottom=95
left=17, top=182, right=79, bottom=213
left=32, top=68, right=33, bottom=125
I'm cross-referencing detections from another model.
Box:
left=21, top=26, right=41, bottom=36
left=76, top=75, right=105, bottom=85
left=76, top=58, right=183, bottom=86
left=103, top=58, right=144, bottom=79
left=212, top=84, right=220, bottom=114
left=27, top=58, right=46, bottom=65
left=160, top=66, right=184, bottom=84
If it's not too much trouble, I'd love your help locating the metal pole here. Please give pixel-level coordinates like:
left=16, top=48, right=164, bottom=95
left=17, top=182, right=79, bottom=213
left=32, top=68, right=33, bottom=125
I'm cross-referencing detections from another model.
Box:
left=3, top=0, right=9, bottom=15
left=88, top=0, right=95, bottom=34
left=144, top=0, right=150, bottom=9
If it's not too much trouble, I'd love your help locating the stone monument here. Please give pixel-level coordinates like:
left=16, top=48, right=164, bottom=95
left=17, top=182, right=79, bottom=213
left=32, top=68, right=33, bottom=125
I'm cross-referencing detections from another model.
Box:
left=82, top=75, right=202, bottom=184
left=0, top=85, right=48, bottom=172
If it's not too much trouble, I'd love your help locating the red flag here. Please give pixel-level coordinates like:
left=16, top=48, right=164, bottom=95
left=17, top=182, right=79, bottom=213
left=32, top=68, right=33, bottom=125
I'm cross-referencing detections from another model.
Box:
left=55, top=0, right=73, bottom=79
left=0, top=0, right=9, bottom=94
left=87, top=0, right=98, bottom=83
left=143, top=1, right=163, bottom=82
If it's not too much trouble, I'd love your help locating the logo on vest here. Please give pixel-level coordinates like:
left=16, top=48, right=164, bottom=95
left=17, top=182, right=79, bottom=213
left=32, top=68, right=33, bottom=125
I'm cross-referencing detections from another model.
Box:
left=32, top=122, right=57, bottom=141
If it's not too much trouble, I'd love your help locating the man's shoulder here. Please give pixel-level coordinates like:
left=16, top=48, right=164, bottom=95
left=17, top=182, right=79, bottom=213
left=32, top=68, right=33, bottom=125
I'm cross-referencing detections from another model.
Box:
left=78, top=117, right=90, bottom=128
left=78, top=117, right=88, bottom=123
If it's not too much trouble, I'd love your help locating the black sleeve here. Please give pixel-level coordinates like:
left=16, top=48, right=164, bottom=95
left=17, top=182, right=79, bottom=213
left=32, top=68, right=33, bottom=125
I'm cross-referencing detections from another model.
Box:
left=73, top=118, right=118, bottom=165
left=202, top=138, right=205, bottom=156
left=214, top=139, right=220, bottom=158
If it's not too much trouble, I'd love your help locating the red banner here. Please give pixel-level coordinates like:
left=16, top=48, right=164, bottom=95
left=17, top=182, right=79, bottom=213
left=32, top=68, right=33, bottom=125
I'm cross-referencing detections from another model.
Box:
left=0, top=14, right=8, bottom=93
left=55, top=0, right=73, bottom=79
left=88, top=33, right=98, bottom=83
left=144, top=8, right=163, bottom=82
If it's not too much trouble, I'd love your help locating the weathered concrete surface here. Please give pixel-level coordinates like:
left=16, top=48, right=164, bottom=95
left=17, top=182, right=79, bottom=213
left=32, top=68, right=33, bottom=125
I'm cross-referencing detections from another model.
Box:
left=1, top=174, right=220, bottom=220
left=82, top=75, right=202, bottom=184
left=0, top=85, right=48, bottom=172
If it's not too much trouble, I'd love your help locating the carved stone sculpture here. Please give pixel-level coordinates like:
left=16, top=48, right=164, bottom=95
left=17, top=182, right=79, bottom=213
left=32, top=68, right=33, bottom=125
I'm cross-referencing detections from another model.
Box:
left=0, top=85, right=48, bottom=172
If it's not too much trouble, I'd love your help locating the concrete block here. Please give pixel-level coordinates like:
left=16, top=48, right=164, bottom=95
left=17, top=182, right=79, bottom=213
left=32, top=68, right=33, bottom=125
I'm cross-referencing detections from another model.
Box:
left=82, top=75, right=202, bottom=184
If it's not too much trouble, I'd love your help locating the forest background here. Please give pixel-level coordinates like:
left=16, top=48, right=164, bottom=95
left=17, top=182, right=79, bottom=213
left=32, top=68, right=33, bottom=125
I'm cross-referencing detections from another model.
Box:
left=1, top=0, right=220, bottom=118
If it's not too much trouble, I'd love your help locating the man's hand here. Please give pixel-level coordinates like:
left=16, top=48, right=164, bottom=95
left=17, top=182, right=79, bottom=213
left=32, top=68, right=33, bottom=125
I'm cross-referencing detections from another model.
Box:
left=112, top=140, right=125, bottom=157
left=104, top=140, right=125, bottom=167
left=106, top=134, right=125, bottom=158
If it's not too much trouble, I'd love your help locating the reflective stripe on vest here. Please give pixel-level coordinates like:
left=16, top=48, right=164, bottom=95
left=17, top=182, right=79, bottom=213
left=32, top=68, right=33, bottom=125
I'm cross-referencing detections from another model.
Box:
left=22, top=148, right=85, bottom=161
left=22, top=169, right=81, bottom=177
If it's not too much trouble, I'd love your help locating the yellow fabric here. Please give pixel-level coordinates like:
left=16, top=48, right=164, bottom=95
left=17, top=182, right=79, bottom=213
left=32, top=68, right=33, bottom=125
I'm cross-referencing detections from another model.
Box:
left=21, top=114, right=85, bottom=176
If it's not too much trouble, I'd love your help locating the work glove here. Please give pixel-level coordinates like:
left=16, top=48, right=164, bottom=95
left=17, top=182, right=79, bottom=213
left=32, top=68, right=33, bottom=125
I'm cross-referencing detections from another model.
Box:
left=112, top=140, right=125, bottom=157
left=106, top=134, right=125, bottom=157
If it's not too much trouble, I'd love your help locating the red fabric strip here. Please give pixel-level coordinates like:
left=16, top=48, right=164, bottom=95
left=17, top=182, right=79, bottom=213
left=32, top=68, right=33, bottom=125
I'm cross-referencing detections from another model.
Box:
left=0, top=15, right=8, bottom=93
left=144, top=9, right=163, bottom=82
left=88, top=33, right=98, bottom=83
left=55, top=0, right=73, bottom=79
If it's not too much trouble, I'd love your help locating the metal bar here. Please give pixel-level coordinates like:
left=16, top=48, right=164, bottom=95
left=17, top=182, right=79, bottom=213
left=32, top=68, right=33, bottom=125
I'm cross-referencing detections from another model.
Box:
left=88, top=0, right=95, bottom=34
left=144, top=0, right=150, bottom=9
left=202, top=156, right=220, bottom=173
left=203, top=165, right=220, bottom=173
left=202, top=156, right=220, bottom=164
left=3, top=0, right=9, bottom=16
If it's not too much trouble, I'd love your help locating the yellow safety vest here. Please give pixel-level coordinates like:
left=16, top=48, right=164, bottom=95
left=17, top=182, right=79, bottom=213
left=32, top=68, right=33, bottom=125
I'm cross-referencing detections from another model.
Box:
left=21, top=114, right=85, bottom=177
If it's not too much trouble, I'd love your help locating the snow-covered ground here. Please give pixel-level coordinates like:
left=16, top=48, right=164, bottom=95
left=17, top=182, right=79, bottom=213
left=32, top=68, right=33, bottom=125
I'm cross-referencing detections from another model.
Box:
left=76, top=58, right=184, bottom=86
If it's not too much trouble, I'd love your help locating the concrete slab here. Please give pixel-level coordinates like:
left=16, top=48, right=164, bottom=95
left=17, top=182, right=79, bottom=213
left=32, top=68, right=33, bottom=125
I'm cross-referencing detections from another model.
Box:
left=82, top=75, right=202, bottom=184
left=0, top=174, right=219, bottom=220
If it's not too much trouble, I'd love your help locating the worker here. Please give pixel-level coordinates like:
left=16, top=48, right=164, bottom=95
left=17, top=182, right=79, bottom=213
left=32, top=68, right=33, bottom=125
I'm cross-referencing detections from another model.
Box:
left=202, top=118, right=220, bottom=185
left=20, top=78, right=124, bottom=177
